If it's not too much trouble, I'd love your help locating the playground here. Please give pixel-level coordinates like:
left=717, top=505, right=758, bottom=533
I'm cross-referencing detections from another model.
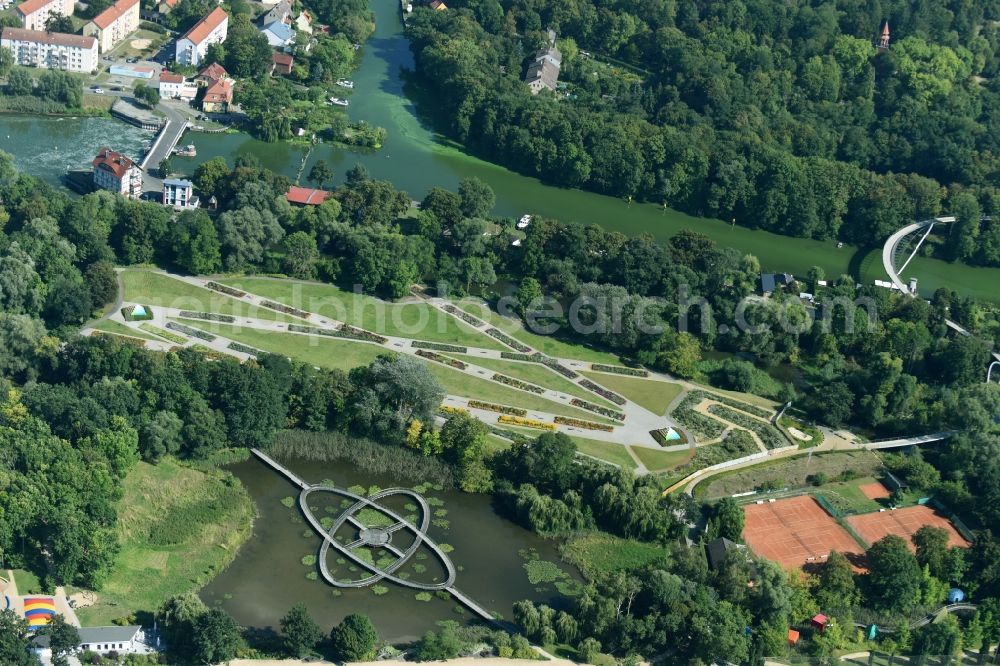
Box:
left=846, top=505, right=971, bottom=552
left=742, top=496, right=865, bottom=569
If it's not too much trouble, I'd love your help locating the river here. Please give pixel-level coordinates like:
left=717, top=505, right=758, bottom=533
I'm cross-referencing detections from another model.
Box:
left=198, top=456, right=578, bottom=642
left=1, top=0, right=998, bottom=302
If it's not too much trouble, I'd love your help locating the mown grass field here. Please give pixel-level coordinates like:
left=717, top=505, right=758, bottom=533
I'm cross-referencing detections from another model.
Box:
left=698, top=450, right=883, bottom=499
left=630, top=446, right=694, bottom=472
left=11, top=569, right=46, bottom=595
left=91, top=319, right=161, bottom=341
left=818, top=475, right=886, bottom=515
left=217, top=277, right=503, bottom=349
left=561, top=533, right=668, bottom=578
left=568, top=436, right=638, bottom=470
left=451, top=355, right=615, bottom=407
left=455, top=301, right=622, bottom=364
left=77, top=459, right=254, bottom=626
left=580, top=372, right=683, bottom=415
left=121, top=271, right=292, bottom=322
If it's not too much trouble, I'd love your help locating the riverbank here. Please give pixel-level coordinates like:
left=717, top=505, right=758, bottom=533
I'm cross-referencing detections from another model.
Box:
left=229, top=657, right=578, bottom=666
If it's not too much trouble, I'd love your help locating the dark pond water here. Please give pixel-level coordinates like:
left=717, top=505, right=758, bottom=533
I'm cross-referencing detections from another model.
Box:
left=199, top=456, right=578, bottom=643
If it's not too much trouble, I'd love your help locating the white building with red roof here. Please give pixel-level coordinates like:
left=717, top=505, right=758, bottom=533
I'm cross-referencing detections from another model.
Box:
left=158, top=71, right=197, bottom=100
left=175, top=7, right=228, bottom=66
left=286, top=186, right=330, bottom=206
left=83, top=0, right=140, bottom=52
left=15, top=0, right=73, bottom=31
left=92, top=148, right=142, bottom=199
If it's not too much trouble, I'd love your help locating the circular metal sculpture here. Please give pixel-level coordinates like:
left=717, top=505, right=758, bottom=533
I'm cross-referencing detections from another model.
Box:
left=299, top=485, right=457, bottom=591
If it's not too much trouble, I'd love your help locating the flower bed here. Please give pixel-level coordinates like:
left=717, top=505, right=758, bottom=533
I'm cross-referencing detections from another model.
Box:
left=694, top=390, right=772, bottom=419
left=440, top=405, right=468, bottom=415
left=121, top=304, right=154, bottom=321
left=166, top=321, right=216, bottom=342
left=288, top=323, right=356, bottom=340
left=570, top=398, right=625, bottom=421
left=578, top=379, right=626, bottom=405
left=178, top=311, right=236, bottom=323
left=467, top=400, right=527, bottom=416
left=416, top=349, right=467, bottom=370
left=261, top=299, right=311, bottom=319
left=206, top=281, right=246, bottom=298
left=687, top=430, right=758, bottom=468
left=139, top=323, right=187, bottom=345
left=411, top=341, right=468, bottom=353
left=707, top=404, right=787, bottom=449
left=500, top=352, right=536, bottom=362
left=442, top=304, right=484, bottom=327
left=590, top=363, right=648, bottom=377
left=485, top=328, right=531, bottom=352
left=227, top=341, right=260, bottom=356
left=492, top=373, right=544, bottom=394
left=553, top=416, right=614, bottom=432
left=670, top=393, right=726, bottom=440
left=541, top=358, right=578, bottom=379
left=340, top=324, right=387, bottom=344
left=498, top=415, right=556, bottom=431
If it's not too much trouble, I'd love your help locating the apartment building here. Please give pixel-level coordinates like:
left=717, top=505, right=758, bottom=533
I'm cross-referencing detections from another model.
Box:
left=83, top=0, right=140, bottom=53
left=174, top=7, right=228, bottom=66
left=15, top=0, right=74, bottom=32
left=1, top=27, right=98, bottom=73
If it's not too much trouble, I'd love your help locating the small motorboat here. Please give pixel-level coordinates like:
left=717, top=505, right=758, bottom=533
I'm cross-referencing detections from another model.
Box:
left=336, top=79, right=354, bottom=89
left=328, top=97, right=349, bottom=107
left=173, top=144, right=197, bottom=157
left=516, top=214, right=532, bottom=229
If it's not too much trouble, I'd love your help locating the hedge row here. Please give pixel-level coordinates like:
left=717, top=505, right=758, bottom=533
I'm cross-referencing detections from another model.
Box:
left=492, top=373, right=544, bottom=394
left=440, top=405, right=468, bottom=415
left=340, top=324, right=387, bottom=344
left=590, top=363, right=648, bottom=377
left=570, top=398, right=625, bottom=421
left=467, top=400, right=527, bottom=416
left=416, top=349, right=467, bottom=370
left=695, top=390, right=772, bottom=419
left=554, top=416, right=614, bottom=432
left=500, top=352, right=535, bottom=362
left=227, top=341, right=260, bottom=356
left=139, top=323, right=187, bottom=345
left=540, top=358, right=578, bottom=379
left=166, top=321, right=216, bottom=342
left=443, top=304, right=484, bottom=327
left=411, top=341, right=468, bottom=353
left=261, top=299, right=311, bottom=319
left=179, top=311, right=236, bottom=323
left=498, top=415, right=556, bottom=431
left=707, top=404, right=786, bottom=449
left=671, top=393, right=726, bottom=440
left=485, top=328, right=531, bottom=352
left=92, top=331, right=145, bottom=347
left=578, top=379, right=626, bottom=405
left=206, top=281, right=246, bottom=298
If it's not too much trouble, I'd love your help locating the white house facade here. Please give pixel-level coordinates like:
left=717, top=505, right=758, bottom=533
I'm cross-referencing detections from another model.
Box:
left=1, top=27, right=98, bottom=73
left=174, top=6, right=228, bottom=66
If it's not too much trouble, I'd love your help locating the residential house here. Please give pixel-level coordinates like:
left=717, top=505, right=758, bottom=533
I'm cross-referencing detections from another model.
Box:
left=705, top=537, right=741, bottom=571
left=429, top=0, right=447, bottom=9
left=84, top=0, right=141, bottom=53
left=175, top=7, right=228, bottom=66
left=162, top=178, right=199, bottom=209
left=260, top=0, right=292, bottom=26
left=92, top=147, right=142, bottom=199
left=201, top=75, right=233, bottom=112
left=261, top=20, right=294, bottom=48
left=1, top=27, right=98, bottom=73
left=286, top=186, right=329, bottom=206
left=158, top=71, right=197, bottom=100
left=157, top=0, right=177, bottom=13
left=195, top=61, right=228, bottom=85
left=15, top=0, right=74, bottom=32
left=33, top=626, right=148, bottom=660
left=270, top=51, right=293, bottom=76
left=760, top=272, right=794, bottom=296
left=524, top=44, right=561, bottom=94
left=294, top=9, right=312, bottom=34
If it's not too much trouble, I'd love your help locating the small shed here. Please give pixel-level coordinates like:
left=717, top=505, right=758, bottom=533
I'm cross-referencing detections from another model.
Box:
left=811, top=614, right=828, bottom=633
left=948, top=588, right=965, bottom=603
left=788, top=629, right=800, bottom=646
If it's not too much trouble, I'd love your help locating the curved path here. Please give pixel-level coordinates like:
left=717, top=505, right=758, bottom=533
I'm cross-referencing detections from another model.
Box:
left=852, top=602, right=977, bottom=632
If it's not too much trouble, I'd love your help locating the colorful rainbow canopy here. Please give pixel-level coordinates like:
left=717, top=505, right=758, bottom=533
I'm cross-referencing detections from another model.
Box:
left=23, top=597, right=56, bottom=630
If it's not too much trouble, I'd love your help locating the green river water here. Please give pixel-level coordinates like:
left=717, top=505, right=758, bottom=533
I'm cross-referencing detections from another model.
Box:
left=1, top=0, right=998, bottom=301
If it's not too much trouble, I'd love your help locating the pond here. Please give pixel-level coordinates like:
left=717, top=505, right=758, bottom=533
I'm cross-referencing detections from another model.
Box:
left=198, top=456, right=578, bottom=643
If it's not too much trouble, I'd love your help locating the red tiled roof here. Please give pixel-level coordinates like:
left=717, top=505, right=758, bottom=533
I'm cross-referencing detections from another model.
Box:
left=272, top=52, right=293, bottom=66
left=159, top=71, right=184, bottom=83
left=1, top=27, right=96, bottom=49
left=93, top=147, right=138, bottom=179
left=90, top=0, right=138, bottom=30
left=181, top=7, right=228, bottom=46
left=162, top=0, right=178, bottom=7
left=198, top=62, right=228, bottom=80
left=286, top=186, right=330, bottom=205
left=203, top=77, right=233, bottom=103
left=15, top=0, right=56, bottom=17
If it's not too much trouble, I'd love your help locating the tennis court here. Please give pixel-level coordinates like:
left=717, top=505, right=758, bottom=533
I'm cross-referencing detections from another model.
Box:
left=859, top=481, right=890, bottom=500
left=846, top=505, right=970, bottom=551
left=742, top=495, right=865, bottom=569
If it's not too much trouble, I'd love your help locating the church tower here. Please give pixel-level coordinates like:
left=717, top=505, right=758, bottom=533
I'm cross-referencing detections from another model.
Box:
left=876, top=21, right=890, bottom=51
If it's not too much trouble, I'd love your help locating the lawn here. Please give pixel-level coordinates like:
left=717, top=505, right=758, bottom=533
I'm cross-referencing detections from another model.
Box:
left=560, top=533, right=667, bottom=578
left=568, top=437, right=637, bottom=469
left=817, top=476, right=885, bottom=515
left=451, top=355, right=615, bottom=407
left=76, top=459, right=254, bottom=626
left=121, top=270, right=292, bottom=322
left=455, top=301, right=622, bottom=364
left=91, top=318, right=161, bottom=342
left=630, top=446, right=694, bottom=473
left=690, top=381, right=780, bottom=410
left=179, top=321, right=388, bottom=371
left=11, top=569, right=46, bottom=595
left=699, top=450, right=883, bottom=500
left=217, top=277, right=503, bottom=349
left=580, top=372, right=682, bottom=415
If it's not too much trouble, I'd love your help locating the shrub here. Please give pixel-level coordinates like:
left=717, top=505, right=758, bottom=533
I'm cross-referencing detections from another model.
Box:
left=497, top=415, right=556, bottom=431
left=412, top=341, right=467, bottom=353
left=485, top=328, right=531, bottom=352
left=706, top=404, right=786, bottom=449
left=442, top=304, right=484, bottom=327
left=553, top=416, right=613, bottom=432
left=687, top=429, right=758, bottom=468
left=166, top=321, right=216, bottom=342
left=591, top=363, right=648, bottom=377
left=179, top=311, right=236, bottom=323
left=540, top=357, right=578, bottom=379
left=227, top=341, right=260, bottom=356
left=340, top=324, right=387, bottom=344
left=671, top=393, right=726, bottom=440
left=492, top=373, right=544, bottom=394
left=500, top=352, right=536, bottom=362
left=578, top=379, right=626, bottom=405
left=139, top=323, right=187, bottom=344
left=206, top=281, right=246, bottom=297
left=415, top=349, right=467, bottom=369
left=439, top=405, right=468, bottom=415
left=261, top=299, right=311, bottom=319
left=467, top=400, right=527, bottom=416
left=569, top=398, right=625, bottom=421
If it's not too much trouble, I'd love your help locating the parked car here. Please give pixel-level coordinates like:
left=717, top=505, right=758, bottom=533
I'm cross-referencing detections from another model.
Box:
left=126, top=57, right=138, bottom=64
left=111, top=87, right=123, bottom=92
left=92, top=88, right=105, bottom=94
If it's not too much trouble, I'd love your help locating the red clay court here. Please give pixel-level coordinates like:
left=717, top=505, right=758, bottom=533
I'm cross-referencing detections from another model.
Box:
left=859, top=481, right=891, bottom=500
left=846, top=505, right=971, bottom=551
left=742, top=496, right=865, bottom=569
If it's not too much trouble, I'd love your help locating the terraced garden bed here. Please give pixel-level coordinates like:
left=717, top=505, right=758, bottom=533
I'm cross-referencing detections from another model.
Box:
left=578, top=378, right=626, bottom=405
left=707, top=404, right=787, bottom=449
left=590, top=364, right=648, bottom=377
left=492, top=373, right=545, bottom=394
